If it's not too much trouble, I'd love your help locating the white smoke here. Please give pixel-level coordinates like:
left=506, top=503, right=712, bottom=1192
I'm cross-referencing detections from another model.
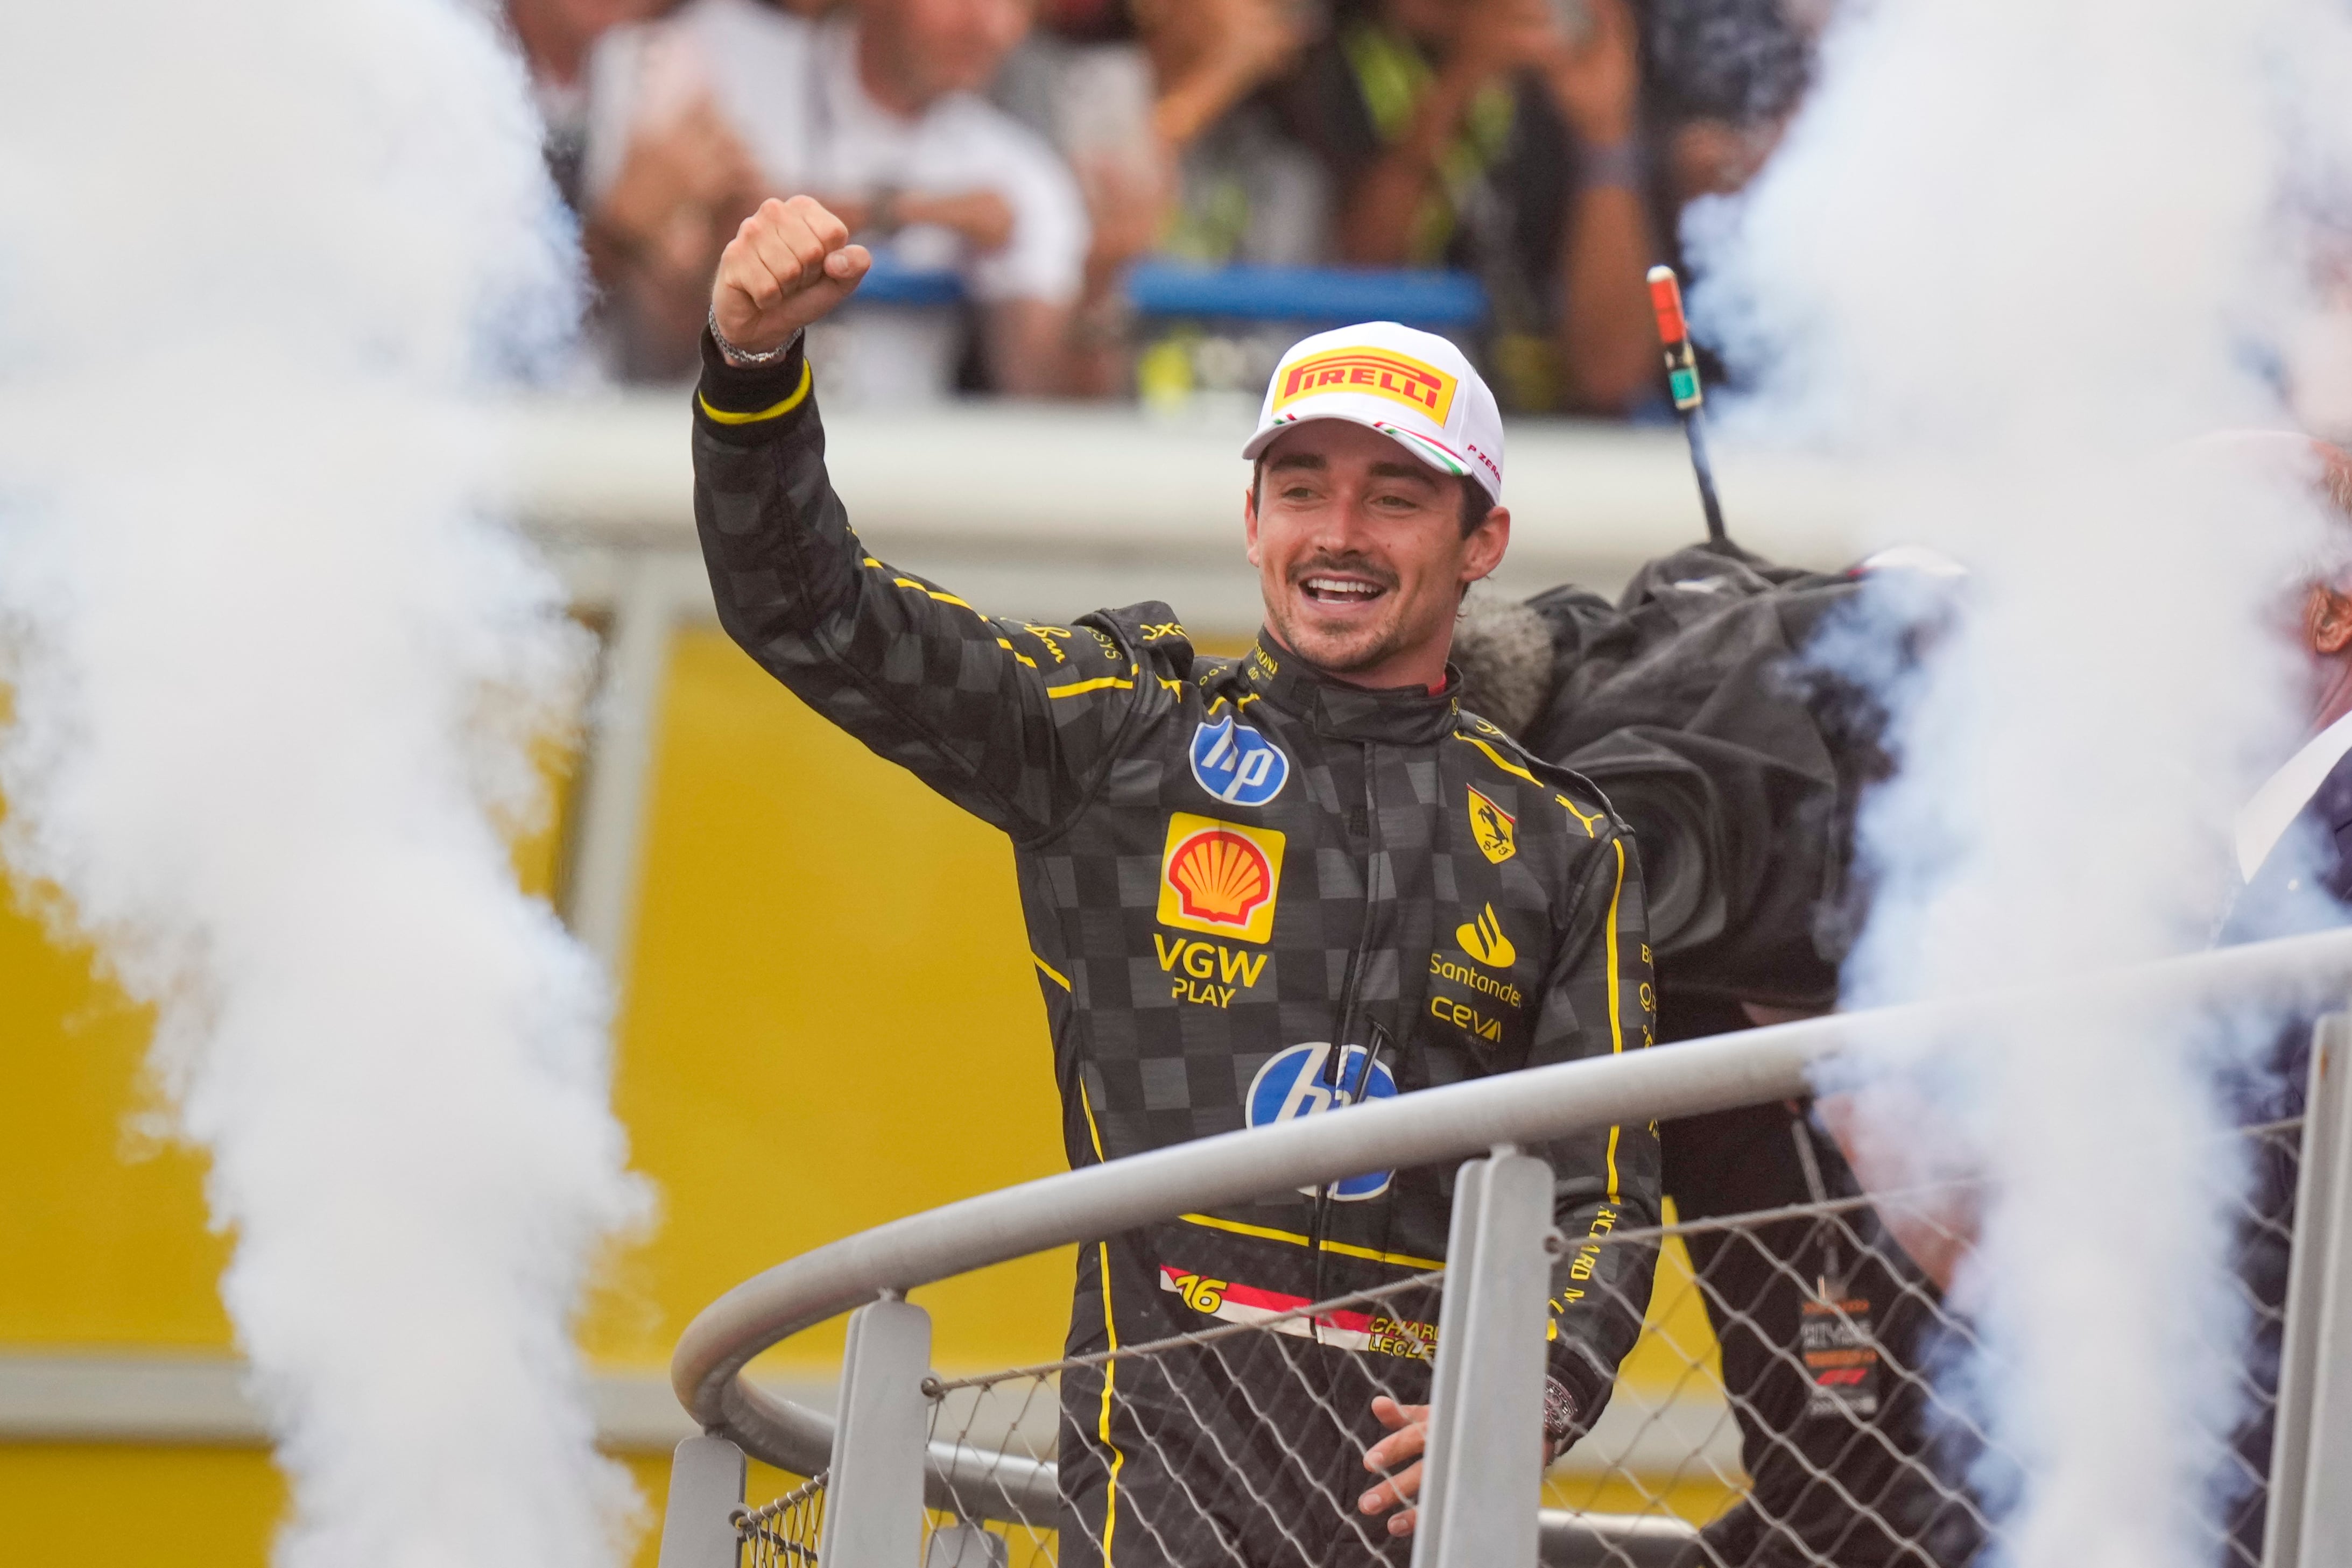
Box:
left=1690, top=0, right=2352, bottom=1562
left=0, top=4, right=650, bottom=1566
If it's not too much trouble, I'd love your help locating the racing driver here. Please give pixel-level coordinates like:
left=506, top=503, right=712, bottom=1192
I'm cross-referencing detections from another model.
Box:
left=691, top=195, right=1660, bottom=1566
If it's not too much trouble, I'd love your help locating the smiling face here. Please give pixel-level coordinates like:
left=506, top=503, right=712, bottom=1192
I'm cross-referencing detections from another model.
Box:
left=1244, top=419, right=1510, bottom=690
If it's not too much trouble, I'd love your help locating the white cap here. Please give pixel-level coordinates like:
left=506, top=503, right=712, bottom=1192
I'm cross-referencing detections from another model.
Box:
left=1242, top=321, right=1504, bottom=504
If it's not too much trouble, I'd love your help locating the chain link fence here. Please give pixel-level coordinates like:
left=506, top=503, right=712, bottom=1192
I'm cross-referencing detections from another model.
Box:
left=836, top=1118, right=2301, bottom=1568
left=737, top=1471, right=828, bottom=1568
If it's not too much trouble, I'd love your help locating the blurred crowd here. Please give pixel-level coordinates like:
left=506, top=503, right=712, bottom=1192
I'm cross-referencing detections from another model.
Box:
left=504, top=0, right=1823, bottom=409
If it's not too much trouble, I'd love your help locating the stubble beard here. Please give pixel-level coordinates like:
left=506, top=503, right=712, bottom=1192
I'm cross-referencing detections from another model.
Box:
left=1267, top=594, right=1414, bottom=677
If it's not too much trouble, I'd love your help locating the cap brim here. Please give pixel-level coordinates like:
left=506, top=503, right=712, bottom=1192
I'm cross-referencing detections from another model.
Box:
left=1241, top=411, right=1499, bottom=502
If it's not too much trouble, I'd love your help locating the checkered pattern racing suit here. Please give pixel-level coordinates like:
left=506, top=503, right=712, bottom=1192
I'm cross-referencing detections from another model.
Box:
left=691, top=333, right=1661, bottom=1567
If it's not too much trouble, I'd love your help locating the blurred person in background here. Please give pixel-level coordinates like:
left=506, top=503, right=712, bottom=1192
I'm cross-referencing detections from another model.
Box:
left=2288, top=240, right=2352, bottom=445
left=1642, top=0, right=1812, bottom=218
left=1451, top=540, right=1983, bottom=1567
left=1287, top=0, right=1659, bottom=415
left=504, top=0, right=678, bottom=211
left=2175, top=436, right=2352, bottom=1568
left=1138, top=0, right=1325, bottom=267
left=1639, top=0, right=1813, bottom=393
left=581, top=0, right=1089, bottom=393
left=996, top=0, right=1330, bottom=395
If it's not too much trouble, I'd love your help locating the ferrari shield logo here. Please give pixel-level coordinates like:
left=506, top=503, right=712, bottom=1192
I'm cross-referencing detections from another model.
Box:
left=1467, top=785, right=1516, bottom=865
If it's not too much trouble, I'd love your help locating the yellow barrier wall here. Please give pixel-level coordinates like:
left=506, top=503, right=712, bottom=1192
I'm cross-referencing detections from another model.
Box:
left=0, top=624, right=1731, bottom=1565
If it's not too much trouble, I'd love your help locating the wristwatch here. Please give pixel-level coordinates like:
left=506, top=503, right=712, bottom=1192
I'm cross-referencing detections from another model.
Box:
left=1543, top=1378, right=1580, bottom=1449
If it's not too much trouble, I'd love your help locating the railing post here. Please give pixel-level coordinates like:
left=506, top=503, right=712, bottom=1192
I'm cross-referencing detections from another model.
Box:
left=816, top=1295, right=934, bottom=1568
left=657, top=1434, right=747, bottom=1568
left=2268, top=1013, right=2352, bottom=1568
left=1412, top=1148, right=1554, bottom=1568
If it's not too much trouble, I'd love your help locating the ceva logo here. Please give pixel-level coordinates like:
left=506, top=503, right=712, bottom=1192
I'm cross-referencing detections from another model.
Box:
left=1246, top=1042, right=1398, bottom=1201
left=1189, top=715, right=1289, bottom=807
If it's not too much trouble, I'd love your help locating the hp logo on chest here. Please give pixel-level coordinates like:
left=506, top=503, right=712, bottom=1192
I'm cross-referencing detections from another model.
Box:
left=1189, top=715, right=1290, bottom=807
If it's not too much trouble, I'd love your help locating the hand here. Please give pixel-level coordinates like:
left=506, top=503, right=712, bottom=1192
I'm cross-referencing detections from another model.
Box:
left=710, top=195, right=873, bottom=360
left=594, top=96, right=766, bottom=287
left=1449, top=0, right=1568, bottom=88
left=814, top=190, right=1013, bottom=252
left=1538, top=0, right=1640, bottom=146
left=1360, top=1390, right=1565, bottom=1536
left=1193, top=0, right=1310, bottom=98
left=1359, top=1396, right=1431, bottom=1536
left=899, top=189, right=1016, bottom=252
left=1076, top=150, right=1170, bottom=282
left=1138, top=0, right=1308, bottom=148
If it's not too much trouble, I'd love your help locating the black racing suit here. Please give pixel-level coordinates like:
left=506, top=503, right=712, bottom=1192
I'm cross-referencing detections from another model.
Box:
left=690, top=332, right=1661, bottom=1567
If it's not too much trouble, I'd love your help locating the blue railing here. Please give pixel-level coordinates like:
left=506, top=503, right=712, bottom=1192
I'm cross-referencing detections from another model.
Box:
left=848, top=250, right=968, bottom=309
left=849, top=255, right=1490, bottom=328
left=1124, top=261, right=1486, bottom=327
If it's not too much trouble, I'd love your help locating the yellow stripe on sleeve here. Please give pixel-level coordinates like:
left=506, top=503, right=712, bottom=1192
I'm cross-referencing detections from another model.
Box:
left=1079, top=1079, right=1124, bottom=1559
left=1033, top=953, right=1071, bottom=991
left=1176, top=1212, right=1444, bottom=1272
left=1602, top=836, right=1628, bottom=1203
left=1456, top=732, right=1543, bottom=788
left=1049, top=674, right=1135, bottom=699
left=695, top=358, right=813, bottom=425
left=891, top=577, right=977, bottom=611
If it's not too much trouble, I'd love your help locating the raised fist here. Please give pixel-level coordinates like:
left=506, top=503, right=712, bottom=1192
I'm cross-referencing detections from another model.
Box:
left=709, top=195, right=872, bottom=361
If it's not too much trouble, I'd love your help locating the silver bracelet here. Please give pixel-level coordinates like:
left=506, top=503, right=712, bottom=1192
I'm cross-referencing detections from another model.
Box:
left=708, top=310, right=799, bottom=367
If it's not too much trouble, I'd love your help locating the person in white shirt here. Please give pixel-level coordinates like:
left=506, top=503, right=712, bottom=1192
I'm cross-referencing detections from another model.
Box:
left=2208, top=432, right=2352, bottom=1568
left=583, top=0, right=1089, bottom=395
left=2226, top=435, right=2352, bottom=926
left=502, top=0, right=670, bottom=213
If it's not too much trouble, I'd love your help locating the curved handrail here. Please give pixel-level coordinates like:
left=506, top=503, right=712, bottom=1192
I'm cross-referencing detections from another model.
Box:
left=677, top=927, right=2352, bottom=1517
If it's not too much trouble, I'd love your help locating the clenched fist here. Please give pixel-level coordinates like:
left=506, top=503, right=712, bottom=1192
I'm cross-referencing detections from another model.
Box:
left=710, top=195, right=872, bottom=362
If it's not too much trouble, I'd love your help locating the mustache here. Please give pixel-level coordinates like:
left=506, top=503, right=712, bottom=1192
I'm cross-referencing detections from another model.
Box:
left=1288, top=553, right=1398, bottom=590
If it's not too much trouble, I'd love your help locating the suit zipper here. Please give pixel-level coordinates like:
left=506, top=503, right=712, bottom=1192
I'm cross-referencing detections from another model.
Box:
left=1306, top=740, right=1383, bottom=1330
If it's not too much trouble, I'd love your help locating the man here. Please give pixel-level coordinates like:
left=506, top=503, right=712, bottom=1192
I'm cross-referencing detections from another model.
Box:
left=1452, top=544, right=1983, bottom=1566
left=1286, top=0, right=1658, bottom=414
left=583, top=0, right=1087, bottom=392
left=500, top=0, right=672, bottom=212
left=692, top=195, right=1659, bottom=1565
left=2207, top=435, right=2352, bottom=1568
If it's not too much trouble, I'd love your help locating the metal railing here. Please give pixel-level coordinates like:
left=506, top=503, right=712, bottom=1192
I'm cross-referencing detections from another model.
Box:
left=656, top=928, right=2352, bottom=1568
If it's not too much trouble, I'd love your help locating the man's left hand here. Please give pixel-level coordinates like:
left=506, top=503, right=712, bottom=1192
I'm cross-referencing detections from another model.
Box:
left=1360, top=1392, right=1561, bottom=1535
left=1359, top=1395, right=1431, bottom=1536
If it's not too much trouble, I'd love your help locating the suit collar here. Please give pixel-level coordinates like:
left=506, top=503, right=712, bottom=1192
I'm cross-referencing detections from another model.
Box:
left=1242, top=632, right=1461, bottom=746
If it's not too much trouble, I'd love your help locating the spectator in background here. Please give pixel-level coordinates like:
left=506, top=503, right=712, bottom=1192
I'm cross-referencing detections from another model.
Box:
left=995, top=0, right=1325, bottom=395
left=1289, top=0, right=1660, bottom=415
left=1642, top=0, right=1812, bottom=242
left=581, top=0, right=1089, bottom=395
left=504, top=0, right=677, bottom=211
left=1139, top=0, right=1323, bottom=267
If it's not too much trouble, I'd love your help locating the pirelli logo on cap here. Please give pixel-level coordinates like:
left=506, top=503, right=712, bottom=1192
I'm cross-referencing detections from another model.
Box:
left=1272, top=349, right=1458, bottom=423
left=1159, top=812, right=1287, bottom=945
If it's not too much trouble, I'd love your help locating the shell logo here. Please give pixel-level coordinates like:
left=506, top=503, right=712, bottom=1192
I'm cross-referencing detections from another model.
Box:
left=1158, top=811, right=1286, bottom=945
left=1171, top=834, right=1269, bottom=922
